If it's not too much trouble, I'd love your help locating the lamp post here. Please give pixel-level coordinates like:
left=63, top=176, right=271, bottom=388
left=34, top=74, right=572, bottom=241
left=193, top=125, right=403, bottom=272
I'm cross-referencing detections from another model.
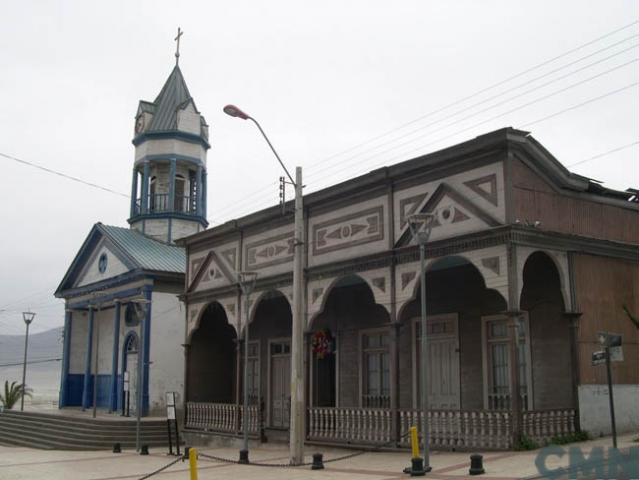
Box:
left=224, top=104, right=306, bottom=465
left=130, top=297, right=151, bottom=452
left=20, top=311, right=36, bottom=411
left=238, top=271, right=258, bottom=464
left=407, top=213, right=435, bottom=473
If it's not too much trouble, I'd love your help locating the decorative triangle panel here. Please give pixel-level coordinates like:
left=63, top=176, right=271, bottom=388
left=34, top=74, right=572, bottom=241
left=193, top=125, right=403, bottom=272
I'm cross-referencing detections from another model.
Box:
left=395, top=183, right=500, bottom=247
left=464, top=174, right=498, bottom=206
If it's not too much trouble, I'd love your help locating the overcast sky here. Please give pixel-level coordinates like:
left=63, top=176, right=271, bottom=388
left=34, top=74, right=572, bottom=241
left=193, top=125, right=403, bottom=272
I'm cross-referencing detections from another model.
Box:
left=1, top=1, right=638, bottom=335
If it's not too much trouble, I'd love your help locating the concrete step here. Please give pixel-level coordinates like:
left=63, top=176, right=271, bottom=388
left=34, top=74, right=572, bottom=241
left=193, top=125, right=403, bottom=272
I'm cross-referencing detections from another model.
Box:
left=0, top=410, right=176, bottom=451
left=0, top=414, right=168, bottom=435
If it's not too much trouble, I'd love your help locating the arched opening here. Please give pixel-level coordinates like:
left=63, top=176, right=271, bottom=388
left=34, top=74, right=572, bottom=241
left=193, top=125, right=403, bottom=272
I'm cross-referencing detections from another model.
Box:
left=520, top=251, right=573, bottom=410
left=187, top=302, right=237, bottom=403
left=399, top=256, right=506, bottom=410
left=248, top=290, right=292, bottom=428
left=311, top=275, right=391, bottom=409
left=121, top=332, right=139, bottom=415
left=174, top=174, right=186, bottom=212
left=149, top=176, right=158, bottom=211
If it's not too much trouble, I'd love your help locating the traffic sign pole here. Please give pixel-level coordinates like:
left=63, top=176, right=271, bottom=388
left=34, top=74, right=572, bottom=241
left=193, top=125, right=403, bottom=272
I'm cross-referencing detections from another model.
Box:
left=604, top=346, right=618, bottom=449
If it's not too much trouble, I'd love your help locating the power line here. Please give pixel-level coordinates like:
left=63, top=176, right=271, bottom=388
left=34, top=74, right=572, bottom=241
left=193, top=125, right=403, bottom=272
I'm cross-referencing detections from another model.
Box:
left=0, top=152, right=129, bottom=198
left=312, top=19, right=639, bottom=167
left=305, top=54, right=639, bottom=185
left=0, top=358, right=61, bottom=368
left=305, top=33, right=639, bottom=181
left=210, top=20, right=639, bottom=221
left=568, top=140, right=639, bottom=168
left=317, top=79, right=639, bottom=188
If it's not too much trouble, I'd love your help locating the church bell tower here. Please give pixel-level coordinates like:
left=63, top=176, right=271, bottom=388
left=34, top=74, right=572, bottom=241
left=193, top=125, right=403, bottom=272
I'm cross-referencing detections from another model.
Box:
left=128, top=40, right=209, bottom=243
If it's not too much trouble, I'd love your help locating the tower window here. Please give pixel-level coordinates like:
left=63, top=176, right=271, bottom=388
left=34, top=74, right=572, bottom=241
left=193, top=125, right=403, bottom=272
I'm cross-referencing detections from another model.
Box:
left=174, top=175, right=186, bottom=212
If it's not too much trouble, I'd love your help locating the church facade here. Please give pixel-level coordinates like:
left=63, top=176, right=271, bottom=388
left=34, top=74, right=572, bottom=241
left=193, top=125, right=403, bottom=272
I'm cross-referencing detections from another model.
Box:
left=55, top=63, right=208, bottom=416
left=180, top=128, right=639, bottom=449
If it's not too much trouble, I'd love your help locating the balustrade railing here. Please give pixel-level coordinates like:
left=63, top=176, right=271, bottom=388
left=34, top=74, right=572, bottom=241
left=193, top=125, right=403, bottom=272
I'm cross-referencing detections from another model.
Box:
left=133, top=194, right=196, bottom=215
left=307, top=407, right=393, bottom=444
left=185, top=403, right=576, bottom=449
left=185, top=402, right=260, bottom=434
left=399, top=409, right=512, bottom=450
left=522, top=408, right=577, bottom=445
left=308, top=407, right=577, bottom=450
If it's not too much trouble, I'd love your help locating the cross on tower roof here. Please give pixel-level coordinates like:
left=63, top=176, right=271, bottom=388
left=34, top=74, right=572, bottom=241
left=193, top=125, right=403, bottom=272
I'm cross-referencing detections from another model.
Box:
left=174, top=27, right=183, bottom=66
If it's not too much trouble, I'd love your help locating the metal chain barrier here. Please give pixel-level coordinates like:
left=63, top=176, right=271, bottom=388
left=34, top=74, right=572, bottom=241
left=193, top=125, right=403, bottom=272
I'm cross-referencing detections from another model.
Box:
left=197, top=430, right=411, bottom=469
left=136, top=456, right=183, bottom=480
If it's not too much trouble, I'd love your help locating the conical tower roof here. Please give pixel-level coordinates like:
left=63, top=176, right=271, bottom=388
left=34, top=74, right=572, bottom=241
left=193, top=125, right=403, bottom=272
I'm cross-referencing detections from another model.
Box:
left=135, top=65, right=208, bottom=141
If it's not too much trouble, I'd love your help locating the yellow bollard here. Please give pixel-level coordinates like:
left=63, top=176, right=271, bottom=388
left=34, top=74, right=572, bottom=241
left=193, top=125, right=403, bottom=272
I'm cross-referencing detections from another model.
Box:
left=410, top=426, right=419, bottom=459
left=189, top=447, right=198, bottom=480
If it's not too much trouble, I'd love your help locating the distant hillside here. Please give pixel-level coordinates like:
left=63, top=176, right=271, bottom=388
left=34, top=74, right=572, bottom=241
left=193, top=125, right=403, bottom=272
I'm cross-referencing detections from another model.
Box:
left=0, top=327, right=63, bottom=365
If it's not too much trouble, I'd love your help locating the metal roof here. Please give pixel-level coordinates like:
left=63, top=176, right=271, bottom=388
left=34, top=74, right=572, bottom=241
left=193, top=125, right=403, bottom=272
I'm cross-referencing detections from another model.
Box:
left=99, top=224, right=185, bottom=273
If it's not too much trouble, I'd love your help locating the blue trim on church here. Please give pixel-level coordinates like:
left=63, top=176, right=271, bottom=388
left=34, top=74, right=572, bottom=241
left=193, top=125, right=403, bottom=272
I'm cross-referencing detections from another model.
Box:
left=81, top=308, right=94, bottom=409
left=59, top=310, right=72, bottom=408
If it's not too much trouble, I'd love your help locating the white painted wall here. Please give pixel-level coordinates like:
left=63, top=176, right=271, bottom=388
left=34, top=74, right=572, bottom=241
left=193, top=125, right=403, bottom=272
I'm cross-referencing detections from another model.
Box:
left=135, top=139, right=206, bottom=164
left=69, top=311, right=88, bottom=374
left=148, top=291, right=185, bottom=415
left=579, top=384, right=639, bottom=435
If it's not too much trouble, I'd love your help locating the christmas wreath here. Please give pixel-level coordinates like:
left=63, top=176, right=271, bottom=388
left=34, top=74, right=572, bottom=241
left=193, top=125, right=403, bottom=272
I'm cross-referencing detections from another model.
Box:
left=311, top=329, right=333, bottom=359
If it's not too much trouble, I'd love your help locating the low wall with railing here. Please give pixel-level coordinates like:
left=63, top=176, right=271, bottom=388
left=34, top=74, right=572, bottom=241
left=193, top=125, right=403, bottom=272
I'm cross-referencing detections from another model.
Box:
left=185, top=402, right=260, bottom=434
left=308, top=407, right=577, bottom=450
left=522, top=409, right=577, bottom=445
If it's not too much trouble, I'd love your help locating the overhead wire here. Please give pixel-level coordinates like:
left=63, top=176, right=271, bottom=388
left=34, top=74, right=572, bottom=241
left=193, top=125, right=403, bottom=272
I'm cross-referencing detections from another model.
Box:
left=216, top=31, right=639, bottom=221
left=0, top=152, right=129, bottom=198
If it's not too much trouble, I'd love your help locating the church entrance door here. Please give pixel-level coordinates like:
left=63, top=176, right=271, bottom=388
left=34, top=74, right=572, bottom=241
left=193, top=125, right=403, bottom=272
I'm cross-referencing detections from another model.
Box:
left=269, top=340, right=291, bottom=428
left=125, top=348, right=139, bottom=415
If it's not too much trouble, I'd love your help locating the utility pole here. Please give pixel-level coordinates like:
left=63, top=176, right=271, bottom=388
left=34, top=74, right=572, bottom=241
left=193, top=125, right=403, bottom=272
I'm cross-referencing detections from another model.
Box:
left=290, top=166, right=305, bottom=465
left=223, top=104, right=306, bottom=465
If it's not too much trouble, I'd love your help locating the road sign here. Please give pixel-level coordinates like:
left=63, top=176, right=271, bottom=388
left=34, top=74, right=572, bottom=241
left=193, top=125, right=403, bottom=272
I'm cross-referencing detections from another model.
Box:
left=592, top=350, right=606, bottom=366
left=610, top=345, right=624, bottom=362
left=598, top=332, right=622, bottom=347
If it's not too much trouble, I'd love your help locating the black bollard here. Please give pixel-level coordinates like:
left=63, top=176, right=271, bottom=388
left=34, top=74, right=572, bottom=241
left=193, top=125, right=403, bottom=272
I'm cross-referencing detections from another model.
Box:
left=469, top=454, right=485, bottom=475
left=239, top=449, right=249, bottom=464
left=311, top=453, right=324, bottom=470
left=140, top=445, right=149, bottom=456
left=183, top=446, right=190, bottom=460
left=410, top=457, right=426, bottom=477
left=112, top=443, right=121, bottom=453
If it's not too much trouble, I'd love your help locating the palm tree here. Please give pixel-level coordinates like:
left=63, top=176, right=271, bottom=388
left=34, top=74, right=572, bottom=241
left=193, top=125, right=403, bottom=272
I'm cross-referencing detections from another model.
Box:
left=0, top=381, right=32, bottom=410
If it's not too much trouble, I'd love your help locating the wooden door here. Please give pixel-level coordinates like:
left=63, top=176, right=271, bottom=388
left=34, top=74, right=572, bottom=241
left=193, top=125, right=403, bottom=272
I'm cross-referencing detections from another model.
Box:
left=270, top=348, right=291, bottom=428
left=415, top=314, right=460, bottom=410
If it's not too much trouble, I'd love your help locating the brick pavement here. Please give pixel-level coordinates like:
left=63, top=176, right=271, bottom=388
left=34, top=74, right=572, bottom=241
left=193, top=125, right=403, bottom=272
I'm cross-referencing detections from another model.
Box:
left=1, top=431, right=637, bottom=480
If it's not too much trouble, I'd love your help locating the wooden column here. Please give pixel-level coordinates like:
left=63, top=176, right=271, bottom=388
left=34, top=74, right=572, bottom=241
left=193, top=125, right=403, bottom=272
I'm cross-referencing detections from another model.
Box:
left=389, top=321, right=401, bottom=444
left=565, top=311, right=582, bottom=431
left=235, top=337, right=243, bottom=434
left=506, top=310, right=523, bottom=448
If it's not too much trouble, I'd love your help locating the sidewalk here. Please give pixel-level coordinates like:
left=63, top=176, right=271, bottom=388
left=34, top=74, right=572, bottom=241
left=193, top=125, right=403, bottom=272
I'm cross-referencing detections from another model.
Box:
left=0, top=431, right=637, bottom=480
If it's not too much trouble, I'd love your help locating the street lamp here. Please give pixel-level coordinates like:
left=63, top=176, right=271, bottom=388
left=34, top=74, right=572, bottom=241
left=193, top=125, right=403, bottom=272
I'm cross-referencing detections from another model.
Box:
left=129, top=297, right=151, bottom=452
left=224, top=104, right=306, bottom=466
left=407, top=213, right=435, bottom=473
left=238, top=271, right=258, bottom=464
left=21, top=311, right=36, bottom=411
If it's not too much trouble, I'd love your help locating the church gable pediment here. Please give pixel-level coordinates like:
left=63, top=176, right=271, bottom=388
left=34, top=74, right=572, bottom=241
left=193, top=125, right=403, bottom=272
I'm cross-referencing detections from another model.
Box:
left=56, top=224, right=142, bottom=296
left=395, top=183, right=501, bottom=247
left=75, top=242, right=131, bottom=288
